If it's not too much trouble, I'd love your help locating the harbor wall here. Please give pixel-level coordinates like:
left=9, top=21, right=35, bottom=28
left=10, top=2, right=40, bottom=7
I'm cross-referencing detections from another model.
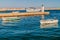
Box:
left=0, top=8, right=25, bottom=11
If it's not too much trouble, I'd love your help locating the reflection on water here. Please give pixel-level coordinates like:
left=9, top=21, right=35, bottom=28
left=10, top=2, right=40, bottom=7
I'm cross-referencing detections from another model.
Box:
left=2, top=19, right=20, bottom=26
left=40, top=23, right=58, bottom=28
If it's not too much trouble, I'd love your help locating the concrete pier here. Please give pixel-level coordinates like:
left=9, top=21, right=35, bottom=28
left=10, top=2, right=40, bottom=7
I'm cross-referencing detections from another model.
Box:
left=0, top=12, right=49, bottom=18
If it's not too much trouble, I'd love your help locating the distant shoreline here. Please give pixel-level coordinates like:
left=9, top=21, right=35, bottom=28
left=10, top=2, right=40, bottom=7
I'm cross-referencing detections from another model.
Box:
left=0, top=8, right=60, bottom=11
left=45, top=8, right=60, bottom=10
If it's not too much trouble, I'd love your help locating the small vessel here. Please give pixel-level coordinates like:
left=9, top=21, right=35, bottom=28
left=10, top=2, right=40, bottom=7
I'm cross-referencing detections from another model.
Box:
left=2, top=17, right=20, bottom=26
left=2, top=17, right=20, bottom=22
left=40, top=19, right=58, bottom=24
left=40, top=19, right=58, bottom=28
left=26, top=7, right=41, bottom=12
left=12, top=11, right=19, bottom=13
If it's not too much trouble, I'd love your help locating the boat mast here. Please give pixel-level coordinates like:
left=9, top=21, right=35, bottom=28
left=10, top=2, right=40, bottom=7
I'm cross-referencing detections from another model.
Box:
left=41, top=4, right=44, bottom=19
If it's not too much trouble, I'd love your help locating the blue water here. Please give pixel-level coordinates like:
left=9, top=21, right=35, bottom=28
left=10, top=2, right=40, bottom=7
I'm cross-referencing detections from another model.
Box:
left=0, top=10, right=60, bottom=40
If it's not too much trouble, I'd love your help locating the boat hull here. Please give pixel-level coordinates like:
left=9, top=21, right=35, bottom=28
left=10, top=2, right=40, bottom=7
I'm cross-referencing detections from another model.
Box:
left=40, top=19, right=58, bottom=28
left=2, top=17, right=20, bottom=22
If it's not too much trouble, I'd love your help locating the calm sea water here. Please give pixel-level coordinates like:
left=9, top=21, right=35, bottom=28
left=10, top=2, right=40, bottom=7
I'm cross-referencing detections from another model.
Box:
left=0, top=10, right=60, bottom=40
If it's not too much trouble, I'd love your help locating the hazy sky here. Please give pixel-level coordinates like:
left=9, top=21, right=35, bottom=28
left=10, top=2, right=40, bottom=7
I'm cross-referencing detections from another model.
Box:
left=0, top=0, right=60, bottom=8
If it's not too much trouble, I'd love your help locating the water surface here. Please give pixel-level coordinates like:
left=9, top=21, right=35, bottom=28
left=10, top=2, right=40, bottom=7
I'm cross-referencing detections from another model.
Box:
left=0, top=10, right=60, bottom=40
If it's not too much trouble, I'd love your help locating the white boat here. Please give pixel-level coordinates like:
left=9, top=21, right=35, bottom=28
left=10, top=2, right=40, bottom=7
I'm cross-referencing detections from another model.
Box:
left=12, top=11, right=19, bottom=13
left=2, top=17, right=20, bottom=22
left=40, top=19, right=58, bottom=24
left=26, top=8, right=41, bottom=12
left=40, top=19, right=58, bottom=28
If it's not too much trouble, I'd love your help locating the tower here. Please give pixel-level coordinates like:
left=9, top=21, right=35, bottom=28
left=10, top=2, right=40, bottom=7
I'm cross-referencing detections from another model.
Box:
left=41, top=4, right=45, bottom=20
left=41, top=4, right=44, bottom=12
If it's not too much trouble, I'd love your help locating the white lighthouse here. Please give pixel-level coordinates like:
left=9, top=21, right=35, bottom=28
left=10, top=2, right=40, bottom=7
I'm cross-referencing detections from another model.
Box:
left=41, top=4, right=44, bottom=19
left=41, top=4, right=44, bottom=12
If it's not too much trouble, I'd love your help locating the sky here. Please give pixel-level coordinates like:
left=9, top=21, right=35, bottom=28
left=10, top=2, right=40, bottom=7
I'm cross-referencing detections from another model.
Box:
left=0, top=0, right=60, bottom=8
